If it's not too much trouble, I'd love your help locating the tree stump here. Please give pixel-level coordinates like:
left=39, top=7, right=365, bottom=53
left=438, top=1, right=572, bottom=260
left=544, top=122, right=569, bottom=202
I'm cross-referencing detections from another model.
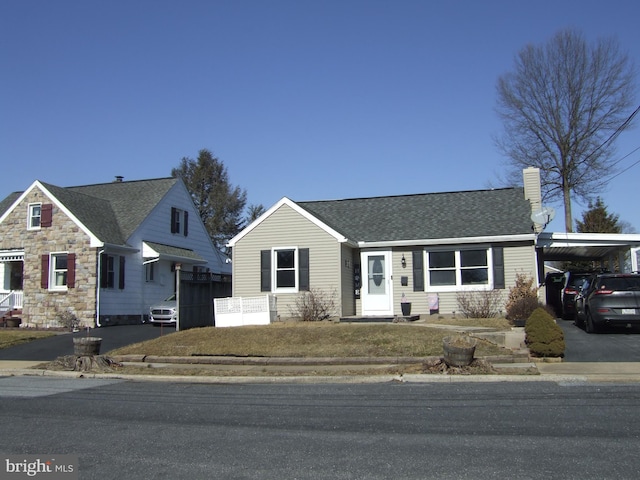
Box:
left=51, top=355, right=122, bottom=373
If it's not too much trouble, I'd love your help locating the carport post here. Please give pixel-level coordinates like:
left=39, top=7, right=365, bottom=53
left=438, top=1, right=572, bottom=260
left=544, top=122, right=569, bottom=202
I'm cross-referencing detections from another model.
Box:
left=175, top=263, right=181, bottom=332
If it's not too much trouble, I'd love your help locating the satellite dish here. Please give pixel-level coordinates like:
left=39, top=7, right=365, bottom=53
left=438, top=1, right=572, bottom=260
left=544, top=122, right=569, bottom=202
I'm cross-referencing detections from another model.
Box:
left=531, top=206, right=556, bottom=228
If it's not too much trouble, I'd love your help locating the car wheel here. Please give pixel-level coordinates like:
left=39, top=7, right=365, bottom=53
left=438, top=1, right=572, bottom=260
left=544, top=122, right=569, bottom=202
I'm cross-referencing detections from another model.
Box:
left=585, top=310, right=599, bottom=334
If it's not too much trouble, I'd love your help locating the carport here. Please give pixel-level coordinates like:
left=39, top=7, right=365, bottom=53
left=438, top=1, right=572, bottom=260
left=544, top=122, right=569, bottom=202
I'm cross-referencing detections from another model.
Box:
left=536, top=231, right=640, bottom=287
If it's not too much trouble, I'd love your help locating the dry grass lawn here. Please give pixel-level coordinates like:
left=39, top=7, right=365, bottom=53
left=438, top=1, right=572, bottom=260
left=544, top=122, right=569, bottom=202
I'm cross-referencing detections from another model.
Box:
left=0, top=330, right=57, bottom=349
left=109, top=321, right=511, bottom=358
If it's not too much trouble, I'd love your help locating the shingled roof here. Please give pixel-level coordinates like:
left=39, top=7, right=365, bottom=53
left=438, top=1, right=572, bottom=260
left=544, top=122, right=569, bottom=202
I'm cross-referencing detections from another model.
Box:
left=296, top=187, right=533, bottom=243
left=0, top=178, right=178, bottom=246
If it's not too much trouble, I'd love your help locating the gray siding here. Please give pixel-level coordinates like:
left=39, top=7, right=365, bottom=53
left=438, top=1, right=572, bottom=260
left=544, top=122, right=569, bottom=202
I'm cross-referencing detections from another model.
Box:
left=386, top=243, right=537, bottom=316
left=233, top=204, right=343, bottom=318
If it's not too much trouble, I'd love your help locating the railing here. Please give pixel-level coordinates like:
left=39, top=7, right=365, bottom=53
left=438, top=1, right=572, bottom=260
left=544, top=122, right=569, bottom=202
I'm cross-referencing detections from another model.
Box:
left=0, top=290, right=23, bottom=312
left=213, top=295, right=277, bottom=327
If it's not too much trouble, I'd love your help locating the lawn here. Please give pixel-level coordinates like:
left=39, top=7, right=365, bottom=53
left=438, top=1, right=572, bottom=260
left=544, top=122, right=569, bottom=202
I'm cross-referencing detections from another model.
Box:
left=0, top=330, right=57, bottom=349
left=108, top=321, right=512, bottom=358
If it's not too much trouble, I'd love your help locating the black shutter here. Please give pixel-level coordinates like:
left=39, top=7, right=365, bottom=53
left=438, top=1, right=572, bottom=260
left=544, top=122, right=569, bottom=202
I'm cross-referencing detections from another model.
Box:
left=119, top=256, right=125, bottom=290
left=100, top=253, right=108, bottom=288
left=183, top=211, right=189, bottom=237
left=412, top=250, right=424, bottom=292
left=260, top=250, right=271, bottom=292
left=493, top=247, right=505, bottom=289
left=170, top=207, right=177, bottom=233
left=298, top=248, right=310, bottom=291
left=67, top=253, right=76, bottom=288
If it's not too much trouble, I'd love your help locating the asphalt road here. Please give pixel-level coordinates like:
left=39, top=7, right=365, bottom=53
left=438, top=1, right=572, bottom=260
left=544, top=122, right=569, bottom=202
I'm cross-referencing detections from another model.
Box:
left=0, top=324, right=166, bottom=361
left=1, top=379, right=640, bottom=479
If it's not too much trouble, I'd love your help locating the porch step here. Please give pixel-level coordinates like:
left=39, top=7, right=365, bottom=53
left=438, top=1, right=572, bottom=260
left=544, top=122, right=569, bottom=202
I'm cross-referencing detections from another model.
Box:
left=1, top=309, right=22, bottom=320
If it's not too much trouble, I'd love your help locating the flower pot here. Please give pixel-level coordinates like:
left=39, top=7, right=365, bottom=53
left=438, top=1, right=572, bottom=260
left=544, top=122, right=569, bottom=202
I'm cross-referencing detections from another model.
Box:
left=73, top=337, right=102, bottom=356
left=443, top=336, right=477, bottom=367
left=6, top=318, right=21, bottom=328
left=401, top=302, right=411, bottom=316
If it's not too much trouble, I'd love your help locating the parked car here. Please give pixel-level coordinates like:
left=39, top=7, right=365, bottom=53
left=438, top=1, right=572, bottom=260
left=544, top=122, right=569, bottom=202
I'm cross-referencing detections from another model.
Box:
left=575, top=273, right=640, bottom=333
left=560, top=271, right=593, bottom=319
left=149, top=294, right=177, bottom=325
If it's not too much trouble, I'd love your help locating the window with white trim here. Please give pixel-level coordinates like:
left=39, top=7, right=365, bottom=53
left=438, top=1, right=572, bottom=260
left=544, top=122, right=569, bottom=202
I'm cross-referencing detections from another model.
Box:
left=28, top=203, right=42, bottom=229
left=50, top=253, right=68, bottom=290
left=170, top=207, right=189, bottom=236
left=275, top=248, right=297, bottom=291
left=426, top=248, right=491, bottom=290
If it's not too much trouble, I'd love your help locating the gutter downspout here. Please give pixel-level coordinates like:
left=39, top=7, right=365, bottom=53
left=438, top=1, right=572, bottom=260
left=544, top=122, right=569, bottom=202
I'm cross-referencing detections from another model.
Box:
left=142, top=258, right=160, bottom=323
left=96, top=249, right=104, bottom=327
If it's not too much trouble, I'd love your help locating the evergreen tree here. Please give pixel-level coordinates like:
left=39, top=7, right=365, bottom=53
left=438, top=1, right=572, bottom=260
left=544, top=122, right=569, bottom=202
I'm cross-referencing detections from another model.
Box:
left=172, top=149, right=247, bottom=250
left=576, top=197, right=621, bottom=233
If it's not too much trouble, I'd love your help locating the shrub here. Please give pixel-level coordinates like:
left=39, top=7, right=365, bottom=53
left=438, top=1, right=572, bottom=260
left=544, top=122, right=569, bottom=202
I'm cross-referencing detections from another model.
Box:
left=289, top=288, right=338, bottom=321
left=505, top=273, right=540, bottom=322
left=525, top=307, right=565, bottom=357
left=456, top=290, right=503, bottom=318
left=54, top=307, right=80, bottom=331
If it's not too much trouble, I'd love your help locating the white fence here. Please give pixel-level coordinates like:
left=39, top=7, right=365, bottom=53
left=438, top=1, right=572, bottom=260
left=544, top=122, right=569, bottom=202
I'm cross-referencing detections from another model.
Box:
left=214, top=295, right=277, bottom=327
left=0, top=290, right=23, bottom=312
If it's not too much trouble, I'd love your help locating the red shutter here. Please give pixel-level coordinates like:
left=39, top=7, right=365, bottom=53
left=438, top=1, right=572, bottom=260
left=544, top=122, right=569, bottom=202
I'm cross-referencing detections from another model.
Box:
left=67, top=253, right=76, bottom=288
left=41, top=254, right=49, bottom=289
left=41, top=204, right=53, bottom=227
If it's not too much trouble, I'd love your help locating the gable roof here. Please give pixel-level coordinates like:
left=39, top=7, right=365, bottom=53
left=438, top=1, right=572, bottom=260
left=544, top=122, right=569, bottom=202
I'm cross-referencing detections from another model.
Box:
left=296, top=187, right=533, bottom=244
left=230, top=187, right=534, bottom=247
left=0, top=178, right=178, bottom=247
left=66, top=178, right=178, bottom=241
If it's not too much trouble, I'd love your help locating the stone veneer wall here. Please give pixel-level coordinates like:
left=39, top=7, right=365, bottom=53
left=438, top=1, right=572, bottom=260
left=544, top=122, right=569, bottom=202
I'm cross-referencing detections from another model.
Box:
left=0, top=187, right=97, bottom=328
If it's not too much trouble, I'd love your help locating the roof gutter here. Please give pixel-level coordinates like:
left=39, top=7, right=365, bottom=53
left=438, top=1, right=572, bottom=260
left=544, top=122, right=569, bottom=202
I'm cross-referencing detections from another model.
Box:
left=358, top=234, right=536, bottom=248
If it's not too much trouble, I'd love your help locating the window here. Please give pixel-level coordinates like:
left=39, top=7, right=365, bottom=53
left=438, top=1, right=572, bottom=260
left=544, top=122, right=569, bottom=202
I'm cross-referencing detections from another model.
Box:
left=28, top=203, right=41, bottom=229
left=260, top=248, right=310, bottom=293
left=100, top=254, right=125, bottom=289
left=426, top=248, right=491, bottom=290
left=145, top=262, right=155, bottom=282
left=170, top=207, right=189, bottom=236
left=275, top=249, right=296, bottom=289
left=41, top=253, right=76, bottom=290
left=52, top=254, right=68, bottom=288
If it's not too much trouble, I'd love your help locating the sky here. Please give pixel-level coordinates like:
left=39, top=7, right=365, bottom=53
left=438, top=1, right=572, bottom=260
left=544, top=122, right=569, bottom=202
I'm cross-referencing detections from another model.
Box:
left=1, top=0, right=639, bottom=233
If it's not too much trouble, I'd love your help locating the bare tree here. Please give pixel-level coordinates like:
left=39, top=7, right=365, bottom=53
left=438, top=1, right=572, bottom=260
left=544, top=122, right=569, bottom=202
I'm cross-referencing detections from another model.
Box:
left=495, top=28, right=636, bottom=232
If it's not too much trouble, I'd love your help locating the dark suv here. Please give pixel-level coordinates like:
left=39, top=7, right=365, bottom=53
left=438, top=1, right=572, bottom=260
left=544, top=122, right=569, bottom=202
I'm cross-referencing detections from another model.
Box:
left=575, top=273, right=640, bottom=333
left=560, top=271, right=593, bottom=319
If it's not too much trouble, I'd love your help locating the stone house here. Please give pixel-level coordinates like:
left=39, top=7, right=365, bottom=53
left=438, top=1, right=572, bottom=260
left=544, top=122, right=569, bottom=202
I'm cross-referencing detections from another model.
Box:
left=0, top=177, right=229, bottom=328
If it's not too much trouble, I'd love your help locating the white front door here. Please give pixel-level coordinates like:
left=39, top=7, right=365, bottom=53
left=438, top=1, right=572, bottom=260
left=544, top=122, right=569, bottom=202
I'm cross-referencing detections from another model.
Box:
left=361, top=251, right=393, bottom=315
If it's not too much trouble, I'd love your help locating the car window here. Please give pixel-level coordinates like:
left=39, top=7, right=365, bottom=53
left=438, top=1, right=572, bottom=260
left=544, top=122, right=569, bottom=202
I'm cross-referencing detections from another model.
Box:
left=569, top=275, right=591, bottom=287
left=603, top=277, right=640, bottom=291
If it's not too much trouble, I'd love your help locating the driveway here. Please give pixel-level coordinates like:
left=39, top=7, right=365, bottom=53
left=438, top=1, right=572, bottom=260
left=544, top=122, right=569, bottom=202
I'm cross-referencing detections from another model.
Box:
left=0, top=324, right=166, bottom=361
left=558, top=318, right=640, bottom=362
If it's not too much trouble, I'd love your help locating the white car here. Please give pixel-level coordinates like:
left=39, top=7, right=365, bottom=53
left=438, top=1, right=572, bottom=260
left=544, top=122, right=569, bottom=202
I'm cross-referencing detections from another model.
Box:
left=149, top=294, right=177, bottom=325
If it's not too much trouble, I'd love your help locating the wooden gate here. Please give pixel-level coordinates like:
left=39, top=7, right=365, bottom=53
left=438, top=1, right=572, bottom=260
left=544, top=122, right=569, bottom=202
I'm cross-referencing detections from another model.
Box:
left=177, top=271, right=231, bottom=330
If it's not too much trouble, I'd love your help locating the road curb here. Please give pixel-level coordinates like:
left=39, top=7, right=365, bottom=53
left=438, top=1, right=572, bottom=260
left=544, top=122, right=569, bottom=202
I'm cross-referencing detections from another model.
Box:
left=1, top=366, right=626, bottom=385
